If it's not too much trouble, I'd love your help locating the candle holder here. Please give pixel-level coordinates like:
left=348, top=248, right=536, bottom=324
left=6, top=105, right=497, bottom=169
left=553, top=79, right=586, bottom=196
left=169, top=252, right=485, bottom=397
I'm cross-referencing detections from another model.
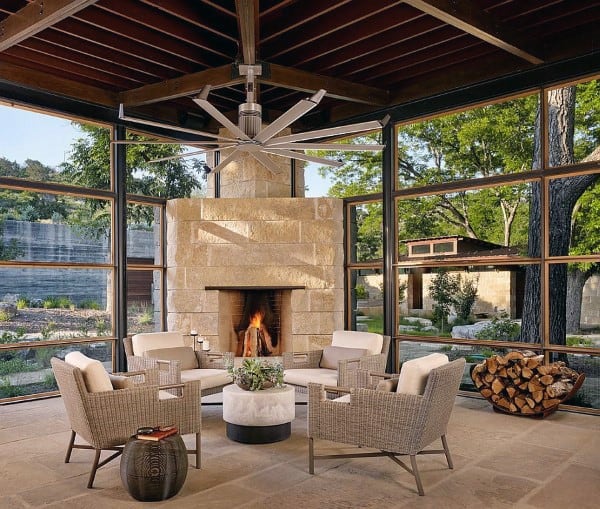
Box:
left=190, top=330, right=198, bottom=351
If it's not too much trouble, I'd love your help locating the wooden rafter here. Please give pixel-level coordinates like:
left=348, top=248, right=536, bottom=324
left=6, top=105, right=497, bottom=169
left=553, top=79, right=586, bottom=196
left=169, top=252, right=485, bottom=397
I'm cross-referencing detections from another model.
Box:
left=0, top=0, right=98, bottom=52
left=403, top=0, right=544, bottom=64
left=261, top=64, right=389, bottom=106
left=235, top=0, right=258, bottom=65
left=119, top=65, right=244, bottom=106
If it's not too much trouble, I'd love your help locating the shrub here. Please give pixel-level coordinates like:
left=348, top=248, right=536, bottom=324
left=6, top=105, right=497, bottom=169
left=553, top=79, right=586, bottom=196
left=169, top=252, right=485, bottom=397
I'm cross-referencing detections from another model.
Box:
left=42, top=296, right=73, bottom=309
left=429, top=270, right=459, bottom=332
left=475, top=318, right=521, bottom=341
left=137, top=308, right=154, bottom=326
left=0, top=377, right=26, bottom=398
left=355, top=284, right=369, bottom=299
left=566, top=336, right=594, bottom=347
left=16, top=297, right=29, bottom=310
left=455, top=276, right=478, bottom=322
left=79, top=299, right=101, bottom=310
left=0, top=310, right=11, bottom=322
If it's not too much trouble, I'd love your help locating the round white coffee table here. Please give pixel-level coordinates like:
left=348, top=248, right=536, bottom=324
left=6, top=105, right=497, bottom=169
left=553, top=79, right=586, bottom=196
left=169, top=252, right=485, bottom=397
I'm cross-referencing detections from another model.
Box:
left=222, top=384, right=295, bottom=444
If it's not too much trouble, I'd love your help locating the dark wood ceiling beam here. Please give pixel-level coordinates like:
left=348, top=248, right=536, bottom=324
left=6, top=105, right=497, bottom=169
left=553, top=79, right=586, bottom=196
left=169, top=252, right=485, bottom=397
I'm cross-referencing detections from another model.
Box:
left=120, top=65, right=244, bottom=106
left=53, top=18, right=198, bottom=74
left=0, top=1, right=29, bottom=17
left=275, top=5, right=427, bottom=68
left=138, top=0, right=238, bottom=42
left=0, top=59, right=117, bottom=107
left=35, top=30, right=175, bottom=80
left=402, top=0, right=544, bottom=64
left=262, top=0, right=399, bottom=59
left=0, top=0, right=97, bottom=51
left=72, top=7, right=225, bottom=68
left=94, top=0, right=236, bottom=60
left=259, top=64, right=389, bottom=105
left=235, top=0, right=258, bottom=65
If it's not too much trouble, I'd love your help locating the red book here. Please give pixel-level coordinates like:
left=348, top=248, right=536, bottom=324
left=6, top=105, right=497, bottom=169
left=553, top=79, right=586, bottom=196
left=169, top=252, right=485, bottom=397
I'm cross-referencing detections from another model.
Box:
left=136, top=426, right=178, bottom=441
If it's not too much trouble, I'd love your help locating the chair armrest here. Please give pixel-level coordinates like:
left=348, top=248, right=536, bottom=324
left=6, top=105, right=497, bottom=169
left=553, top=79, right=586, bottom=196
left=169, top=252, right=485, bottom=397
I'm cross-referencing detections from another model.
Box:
left=282, top=350, right=322, bottom=369
left=126, top=354, right=182, bottom=385
left=338, top=353, right=387, bottom=387
left=355, top=369, right=398, bottom=389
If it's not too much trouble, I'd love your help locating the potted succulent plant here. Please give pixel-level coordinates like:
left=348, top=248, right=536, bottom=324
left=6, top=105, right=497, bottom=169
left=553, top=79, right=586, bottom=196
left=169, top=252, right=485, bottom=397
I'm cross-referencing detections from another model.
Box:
left=227, top=358, right=284, bottom=391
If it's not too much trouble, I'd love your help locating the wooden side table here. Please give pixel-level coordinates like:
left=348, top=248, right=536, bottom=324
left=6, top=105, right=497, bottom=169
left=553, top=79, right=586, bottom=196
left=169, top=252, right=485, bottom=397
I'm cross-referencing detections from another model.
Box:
left=120, top=433, right=188, bottom=501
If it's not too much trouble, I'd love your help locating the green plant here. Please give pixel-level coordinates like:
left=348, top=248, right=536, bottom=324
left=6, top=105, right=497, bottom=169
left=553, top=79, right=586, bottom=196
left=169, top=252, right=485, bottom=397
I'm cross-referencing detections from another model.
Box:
left=137, top=308, right=154, bottom=326
left=227, top=358, right=284, bottom=391
left=566, top=336, right=594, bottom=347
left=355, top=284, right=369, bottom=299
left=0, top=310, right=11, bottom=322
left=0, top=357, right=34, bottom=376
left=0, top=377, right=25, bottom=398
left=16, top=297, right=29, bottom=310
left=454, top=276, right=478, bottom=321
left=42, top=295, right=73, bottom=309
left=95, top=318, right=109, bottom=336
left=40, top=322, right=58, bottom=341
left=0, top=329, right=26, bottom=345
left=79, top=299, right=100, bottom=310
left=429, top=270, right=459, bottom=332
left=475, top=318, right=521, bottom=341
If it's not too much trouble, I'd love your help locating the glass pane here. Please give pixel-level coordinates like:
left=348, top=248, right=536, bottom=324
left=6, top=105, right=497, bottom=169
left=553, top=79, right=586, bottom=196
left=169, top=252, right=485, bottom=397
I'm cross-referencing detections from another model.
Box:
left=397, top=93, right=538, bottom=188
left=397, top=182, right=534, bottom=258
left=124, top=136, right=204, bottom=198
left=547, top=80, right=599, bottom=168
left=397, top=264, right=538, bottom=342
left=0, top=268, right=113, bottom=339
left=127, top=203, right=161, bottom=264
left=548, top=263, right=600, bottom=349
left=397, top=340, right=509, bottom=391
left=549, top=174, right=600, bottom=257
left=349, top=268, right=383, bottom=334
left=348, top=202, right=383, bottom=263
left=549, top=353, right=598, bottom=410
left=0, top=341, right=113, bottom=401
left=127, top=270, right=162, bottom=335
left=0, top=189, right=112, bottom=263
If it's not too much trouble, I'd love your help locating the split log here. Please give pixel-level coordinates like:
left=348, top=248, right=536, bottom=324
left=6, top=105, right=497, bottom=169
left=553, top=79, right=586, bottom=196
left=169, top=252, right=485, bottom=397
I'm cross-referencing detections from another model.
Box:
left=471, top=352, right=583, bottom=417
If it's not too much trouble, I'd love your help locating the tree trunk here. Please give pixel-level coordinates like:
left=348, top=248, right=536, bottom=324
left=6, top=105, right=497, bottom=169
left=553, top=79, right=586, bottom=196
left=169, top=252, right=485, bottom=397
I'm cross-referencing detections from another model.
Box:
left=566, top=269, right=589, bottom=333
left=520, top=87, right=598, bottom=344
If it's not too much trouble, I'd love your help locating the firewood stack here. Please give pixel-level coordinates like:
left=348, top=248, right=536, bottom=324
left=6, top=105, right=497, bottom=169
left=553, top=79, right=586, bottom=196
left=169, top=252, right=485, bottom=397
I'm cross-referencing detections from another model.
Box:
left=471, top=351, right=584, bottom=417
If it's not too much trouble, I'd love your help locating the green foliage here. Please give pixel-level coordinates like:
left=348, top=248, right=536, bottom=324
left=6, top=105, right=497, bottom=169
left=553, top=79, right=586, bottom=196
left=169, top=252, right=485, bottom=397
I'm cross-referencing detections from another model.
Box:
left=137, top=307, right=154, bottom=326
left=40, top=322, right=58, bottom=341
left=78, top=299, right=100, bottom=310
left=354, top=284, right=369, bottom=299
left=429, top=270, right=460, bottom=332
left=566, top=336, right=594, bottom=347
left=0, top=310, right=11, bottom=322
left=0, top=377, right=26, bottom=398
left=454, top=276, right=479, bottom=321
left=227, top=358, right=284, bottom=391
left=0, top=329, right=26, bottom=345
left=0, top=357, right=33, bottom=376
left=16, top=297, right=29, bottom=309
left=95, top=319, right=110, bottom=336
left=42, top=296, right=73, bottom=309
left=475, top=318, right=521, bottom=341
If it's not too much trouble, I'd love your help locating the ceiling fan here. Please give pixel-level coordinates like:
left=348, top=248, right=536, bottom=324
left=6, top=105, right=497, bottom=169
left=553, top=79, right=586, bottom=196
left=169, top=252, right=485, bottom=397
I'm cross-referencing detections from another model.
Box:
left=117, top=2, right=387, bottom=175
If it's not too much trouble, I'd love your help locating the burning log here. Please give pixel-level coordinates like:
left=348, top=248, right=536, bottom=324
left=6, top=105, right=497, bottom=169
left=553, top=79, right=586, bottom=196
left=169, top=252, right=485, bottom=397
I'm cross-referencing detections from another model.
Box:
left=471, top=351, right=584, bottom=417
left=238, top=311, right=275, bottom=357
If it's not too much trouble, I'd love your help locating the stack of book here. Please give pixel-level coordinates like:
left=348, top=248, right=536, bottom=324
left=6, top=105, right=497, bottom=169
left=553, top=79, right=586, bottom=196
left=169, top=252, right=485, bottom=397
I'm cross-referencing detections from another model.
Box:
left=136, top=426, right=178, bottom=441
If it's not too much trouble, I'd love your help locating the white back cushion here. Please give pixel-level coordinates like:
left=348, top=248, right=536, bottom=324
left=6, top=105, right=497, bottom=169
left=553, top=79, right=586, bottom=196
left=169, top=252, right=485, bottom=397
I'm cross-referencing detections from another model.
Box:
left=396, top=353, right=449, bottom=395
left=331, top=330, right=384, bottom=355
left=131, top=332, right=185, bottom=356
left=65, top=351, right=113, bottom=393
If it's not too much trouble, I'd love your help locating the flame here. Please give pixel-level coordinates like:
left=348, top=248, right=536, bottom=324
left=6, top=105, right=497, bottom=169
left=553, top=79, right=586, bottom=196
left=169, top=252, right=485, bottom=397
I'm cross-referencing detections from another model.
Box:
left=249, top=312, right=263, bottom=329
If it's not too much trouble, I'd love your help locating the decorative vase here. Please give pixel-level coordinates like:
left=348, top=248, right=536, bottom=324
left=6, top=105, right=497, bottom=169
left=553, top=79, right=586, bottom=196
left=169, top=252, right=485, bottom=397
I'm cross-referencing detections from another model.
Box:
left=120, top=434, right=188, bottom=501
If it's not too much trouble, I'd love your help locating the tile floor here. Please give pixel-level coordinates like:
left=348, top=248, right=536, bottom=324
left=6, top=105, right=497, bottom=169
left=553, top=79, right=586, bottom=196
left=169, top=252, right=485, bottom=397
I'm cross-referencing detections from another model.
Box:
left=0, top=395, right=598, bottom=508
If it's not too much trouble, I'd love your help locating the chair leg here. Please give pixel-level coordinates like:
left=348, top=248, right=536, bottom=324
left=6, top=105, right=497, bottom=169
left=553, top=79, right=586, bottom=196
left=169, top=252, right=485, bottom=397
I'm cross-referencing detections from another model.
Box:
left=195, top=432, right=201, bottom=469
left=441, top=434, right=454, bottom=469
left=410, top=455, right=425, bottom=496
left=87, top=449, right=102, bottom=489
left=64, top=430, right=76, bottom=463
left=308, top=437, right=315, bottom=474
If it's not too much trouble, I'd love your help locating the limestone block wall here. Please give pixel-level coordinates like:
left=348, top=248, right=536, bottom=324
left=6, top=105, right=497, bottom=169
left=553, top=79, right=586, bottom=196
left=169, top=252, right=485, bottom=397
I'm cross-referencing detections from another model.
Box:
left=582, top=275, right=600, bottom=327
left=166, top=197, right=344, bottom=353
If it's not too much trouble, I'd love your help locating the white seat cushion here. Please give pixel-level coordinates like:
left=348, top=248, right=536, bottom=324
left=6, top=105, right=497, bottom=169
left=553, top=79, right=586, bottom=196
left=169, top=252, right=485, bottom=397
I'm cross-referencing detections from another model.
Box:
left=283, top=368, right=338, bottom=387
left=64, top=351, right=113, bottom=393
left=180, top=369, right=232, bottom=389
left=396, top=353, right=449, bottom=395
left=131, top=332, right=185, bottom=356
left=331, top=330, right=384, bottom=355
left=332, top=394, right=351, bottom=403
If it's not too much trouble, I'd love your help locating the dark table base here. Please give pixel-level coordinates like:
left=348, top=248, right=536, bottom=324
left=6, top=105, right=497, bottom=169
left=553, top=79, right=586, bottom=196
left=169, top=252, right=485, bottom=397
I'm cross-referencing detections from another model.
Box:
left=226, top=422, right=291, bottom=444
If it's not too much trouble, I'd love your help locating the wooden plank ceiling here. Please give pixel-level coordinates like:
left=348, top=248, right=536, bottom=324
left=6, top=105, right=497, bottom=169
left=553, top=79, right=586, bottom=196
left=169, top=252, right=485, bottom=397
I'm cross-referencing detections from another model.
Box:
left=0, top=0, right=598, bottom=135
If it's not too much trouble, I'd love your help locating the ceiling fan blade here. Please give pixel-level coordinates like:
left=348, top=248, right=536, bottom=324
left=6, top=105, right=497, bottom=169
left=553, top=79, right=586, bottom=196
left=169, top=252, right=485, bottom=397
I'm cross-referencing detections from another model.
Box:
left=265, top=143, right=385, bottom=151
left=250, top=151, right=281, bottom=175
left=211, top=148, right=242, bottom=174
left=119, top=104, right=238, bottom=142
left=148, top=146, right=234, bottom=164
left=192, top=86, right=251, bottom=141
left=263, top=148, right=344, bottom=167
left=264, top=119, right=385, bottom=145
left=253, top=89, right=326, bottom=144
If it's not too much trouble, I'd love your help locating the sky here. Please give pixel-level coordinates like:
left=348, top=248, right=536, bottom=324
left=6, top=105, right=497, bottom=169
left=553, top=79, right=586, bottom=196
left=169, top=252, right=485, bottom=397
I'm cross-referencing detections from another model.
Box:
left=0, top=104, right=333, bottom=197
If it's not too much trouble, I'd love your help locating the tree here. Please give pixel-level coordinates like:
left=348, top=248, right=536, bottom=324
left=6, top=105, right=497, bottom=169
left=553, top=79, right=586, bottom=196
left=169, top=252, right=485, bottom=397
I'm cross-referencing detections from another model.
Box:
left=60, top=124, right=203, bottom=234
left=520, top=86, right=600, bottom=343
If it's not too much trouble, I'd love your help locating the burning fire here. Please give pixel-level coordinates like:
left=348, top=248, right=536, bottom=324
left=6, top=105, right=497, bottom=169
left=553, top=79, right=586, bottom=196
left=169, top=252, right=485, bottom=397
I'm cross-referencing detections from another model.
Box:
left=249, top=311, right=263, bottom=329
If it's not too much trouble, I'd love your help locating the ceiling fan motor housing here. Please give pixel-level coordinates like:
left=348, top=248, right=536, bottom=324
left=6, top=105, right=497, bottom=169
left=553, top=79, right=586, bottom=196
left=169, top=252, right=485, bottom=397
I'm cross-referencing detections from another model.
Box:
left=238, top=102, right=262, bottom=137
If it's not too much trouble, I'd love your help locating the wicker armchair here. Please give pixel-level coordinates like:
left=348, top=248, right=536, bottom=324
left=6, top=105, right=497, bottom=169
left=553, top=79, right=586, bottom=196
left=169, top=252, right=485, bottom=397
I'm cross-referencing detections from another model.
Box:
left=51, top=357, right=202, bottom=488
left=282, top=331, right=390, bottom=394
left=124, top=332, right=233, bottom=396
left=308, top=358, right=466, bottom=496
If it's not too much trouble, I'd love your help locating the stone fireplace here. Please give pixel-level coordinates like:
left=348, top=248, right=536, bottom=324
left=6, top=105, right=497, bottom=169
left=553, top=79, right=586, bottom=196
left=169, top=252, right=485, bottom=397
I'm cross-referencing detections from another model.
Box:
left=166, top=148, right=344, bottom=354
